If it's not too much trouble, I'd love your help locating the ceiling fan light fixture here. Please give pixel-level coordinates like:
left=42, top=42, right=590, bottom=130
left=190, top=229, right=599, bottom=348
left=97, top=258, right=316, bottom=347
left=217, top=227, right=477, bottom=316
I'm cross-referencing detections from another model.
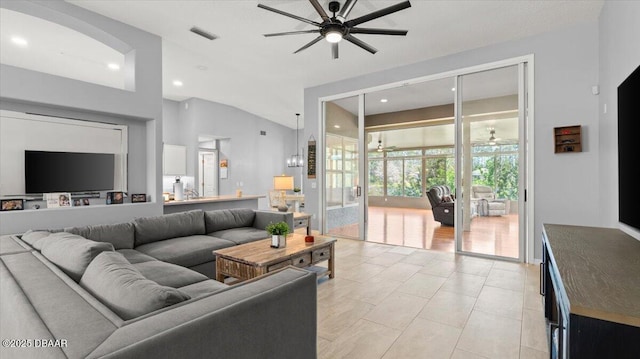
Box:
left=325, top=30, right=343, bottom=43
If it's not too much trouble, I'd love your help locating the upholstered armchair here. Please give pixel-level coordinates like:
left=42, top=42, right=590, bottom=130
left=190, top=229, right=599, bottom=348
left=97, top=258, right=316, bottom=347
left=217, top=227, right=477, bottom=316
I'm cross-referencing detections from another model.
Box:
left=471, top=185, right=509, bottom=216
left=426, top=185, right=455, bottom=226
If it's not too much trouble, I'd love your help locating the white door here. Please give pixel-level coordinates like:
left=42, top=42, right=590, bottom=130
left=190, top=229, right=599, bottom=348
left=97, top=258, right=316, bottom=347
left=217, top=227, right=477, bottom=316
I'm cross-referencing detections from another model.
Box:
left=199, top=151, right=218, bottom=197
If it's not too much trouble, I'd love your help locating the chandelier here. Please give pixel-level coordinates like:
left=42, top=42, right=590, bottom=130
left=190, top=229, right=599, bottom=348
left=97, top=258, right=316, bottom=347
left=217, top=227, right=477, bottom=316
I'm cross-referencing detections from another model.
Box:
left=287, top=113, right=304, bottom=167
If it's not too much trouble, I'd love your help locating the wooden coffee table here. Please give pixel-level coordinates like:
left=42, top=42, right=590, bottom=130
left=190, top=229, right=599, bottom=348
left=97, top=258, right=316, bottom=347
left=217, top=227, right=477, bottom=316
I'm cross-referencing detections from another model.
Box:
left=213, top=233, right=336, bottom=283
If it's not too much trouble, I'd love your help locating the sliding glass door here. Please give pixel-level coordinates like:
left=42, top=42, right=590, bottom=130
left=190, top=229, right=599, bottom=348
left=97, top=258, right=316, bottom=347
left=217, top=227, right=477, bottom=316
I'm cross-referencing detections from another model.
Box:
left=323, top=95, right=365, bottom=239
left=318, top=57, right=532, bottom=261
left=455, top=64, right=526, bottom=260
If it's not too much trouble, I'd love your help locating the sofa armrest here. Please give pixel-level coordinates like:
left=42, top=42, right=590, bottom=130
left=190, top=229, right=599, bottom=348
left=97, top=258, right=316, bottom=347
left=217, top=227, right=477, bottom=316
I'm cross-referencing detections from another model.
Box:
left=86, top=267, right=317, bottom=359
left=253, top=211, right=294, bottom=232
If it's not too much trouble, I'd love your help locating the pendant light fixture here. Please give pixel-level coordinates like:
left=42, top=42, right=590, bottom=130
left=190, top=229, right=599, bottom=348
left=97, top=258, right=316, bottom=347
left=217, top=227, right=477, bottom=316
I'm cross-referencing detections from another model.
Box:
left=287, top=113, right=304, bottom=167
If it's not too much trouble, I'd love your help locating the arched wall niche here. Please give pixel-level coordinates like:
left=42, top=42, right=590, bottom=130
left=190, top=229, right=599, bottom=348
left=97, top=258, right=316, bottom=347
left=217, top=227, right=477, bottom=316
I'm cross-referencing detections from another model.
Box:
left=1, top=1, right=135, bottom=91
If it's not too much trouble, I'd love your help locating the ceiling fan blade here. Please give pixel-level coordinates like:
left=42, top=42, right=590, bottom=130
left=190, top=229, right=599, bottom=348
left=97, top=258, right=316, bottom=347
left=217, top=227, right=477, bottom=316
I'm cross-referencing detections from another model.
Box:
left=345, top=1, right=412, bottom=28
left=337, top=0, right=358, bottom=22
left=349, top=28, right=408, bottom=36
left=344, top=34, right=378, bottom=54
left=308, top=0, right=330, bottom=22
left=293, top=35, right=324, bottom=54
left=332, top=43, right=339, bottom=59
left=264, top=29, right=321, bottom=37
left=257, top=4, right=321, bottom=27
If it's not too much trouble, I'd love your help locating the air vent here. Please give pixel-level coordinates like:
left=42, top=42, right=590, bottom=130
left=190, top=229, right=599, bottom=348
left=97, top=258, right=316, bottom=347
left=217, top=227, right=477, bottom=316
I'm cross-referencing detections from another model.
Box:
left=190, top=27, right=217, bottom=40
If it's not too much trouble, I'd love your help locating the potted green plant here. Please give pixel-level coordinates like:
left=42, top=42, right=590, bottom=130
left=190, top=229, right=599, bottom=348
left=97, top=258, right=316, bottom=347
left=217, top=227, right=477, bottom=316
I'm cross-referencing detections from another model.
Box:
left=266, top=221, right=290, bottom=248
left=293, top=187, right=301, bottom=193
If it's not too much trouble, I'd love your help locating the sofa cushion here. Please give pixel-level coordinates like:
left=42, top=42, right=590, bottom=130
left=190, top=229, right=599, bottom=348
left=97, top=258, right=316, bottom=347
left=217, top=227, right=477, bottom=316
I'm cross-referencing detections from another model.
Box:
left=135, top=235, right=235, bottom=268
left=177, top=279, right=228, bottom=299
left=20, top=230, right=52, bottom=250
left=80, top=251, right=190, bottom=320
left=41, top=232, right=114, bottom=282
left=65, top=222, right=135, bottom=250
left=134, top=210, right=206, bottom=246
left=210, top=227, right=269, bottom=245
left=117, top=249, right=158, bottom=264
left=133, top=260, right=208, bottom=288
left=204, top=208, right=255, bottom=233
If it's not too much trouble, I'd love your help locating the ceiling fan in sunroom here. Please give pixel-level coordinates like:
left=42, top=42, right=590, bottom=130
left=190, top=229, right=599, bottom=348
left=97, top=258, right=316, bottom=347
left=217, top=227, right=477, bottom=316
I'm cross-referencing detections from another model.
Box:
left=376, top=140, right=396, bottom=152
left=257, top=0, right=412, bottom=59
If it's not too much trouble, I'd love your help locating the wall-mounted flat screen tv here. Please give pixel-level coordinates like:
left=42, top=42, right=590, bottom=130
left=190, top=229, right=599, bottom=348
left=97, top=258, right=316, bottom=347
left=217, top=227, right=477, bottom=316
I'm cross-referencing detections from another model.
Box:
left=618, top=64, right=640, bottom=231
left=25, top=151, right=115, bottom=194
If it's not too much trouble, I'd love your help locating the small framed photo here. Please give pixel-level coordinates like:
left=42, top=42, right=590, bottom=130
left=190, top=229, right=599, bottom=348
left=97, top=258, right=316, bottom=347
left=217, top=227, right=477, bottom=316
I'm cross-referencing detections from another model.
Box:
left=73, top=199, right=82, bottom=207
left=106, top=191, right=124, bottom=205
left=131, top=194, right=147, bottom=203
left=82, top=198, right=90, bottom=206
left=1, top=199, right=24, bottom=211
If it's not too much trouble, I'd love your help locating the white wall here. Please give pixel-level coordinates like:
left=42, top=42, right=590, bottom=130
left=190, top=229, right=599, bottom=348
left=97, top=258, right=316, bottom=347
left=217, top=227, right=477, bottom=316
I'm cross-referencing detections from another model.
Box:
left=0, top=0, right=162, bottom=234
left=162, top=98, right=298, bottom=209
left=304, top=21, right=601, bottom=260
left=598, top=1, right=640, bottom=239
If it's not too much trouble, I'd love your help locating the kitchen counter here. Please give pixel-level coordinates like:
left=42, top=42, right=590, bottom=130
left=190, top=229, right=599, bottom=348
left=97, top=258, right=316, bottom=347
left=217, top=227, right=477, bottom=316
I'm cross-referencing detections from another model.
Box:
left=163, top=194, right=265, bottom=214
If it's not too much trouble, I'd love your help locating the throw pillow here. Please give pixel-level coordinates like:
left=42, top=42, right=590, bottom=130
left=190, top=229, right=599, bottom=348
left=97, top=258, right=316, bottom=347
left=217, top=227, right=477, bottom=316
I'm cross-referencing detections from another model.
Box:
left=41, top=232, right=114, bottom=282
left=80, top=251, right=190, bottom=320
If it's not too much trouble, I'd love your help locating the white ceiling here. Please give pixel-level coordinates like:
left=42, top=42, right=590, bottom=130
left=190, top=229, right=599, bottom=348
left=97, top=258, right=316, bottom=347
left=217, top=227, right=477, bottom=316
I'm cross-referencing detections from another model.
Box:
left=2, top=1, right=603, bottom=128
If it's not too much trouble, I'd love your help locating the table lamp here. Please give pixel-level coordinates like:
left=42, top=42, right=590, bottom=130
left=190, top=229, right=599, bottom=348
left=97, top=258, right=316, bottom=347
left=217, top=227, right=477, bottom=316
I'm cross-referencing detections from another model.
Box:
left=273, top=175, right=294, bottom=212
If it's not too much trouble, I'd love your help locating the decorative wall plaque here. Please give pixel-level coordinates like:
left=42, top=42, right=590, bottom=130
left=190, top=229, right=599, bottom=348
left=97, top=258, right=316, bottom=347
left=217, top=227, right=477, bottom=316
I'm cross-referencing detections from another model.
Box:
left=307, top=136, right=316, bottom=179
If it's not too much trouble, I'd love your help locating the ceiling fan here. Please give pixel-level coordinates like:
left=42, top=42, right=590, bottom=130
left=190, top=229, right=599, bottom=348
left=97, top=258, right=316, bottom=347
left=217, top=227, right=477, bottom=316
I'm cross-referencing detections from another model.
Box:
left=488, top=129, right=498, bottom=145
left=257, top=0, right=412, bottom=59
left=376, top=140, right=396, bottom=152
left=484, top=128, right=513, bottom=146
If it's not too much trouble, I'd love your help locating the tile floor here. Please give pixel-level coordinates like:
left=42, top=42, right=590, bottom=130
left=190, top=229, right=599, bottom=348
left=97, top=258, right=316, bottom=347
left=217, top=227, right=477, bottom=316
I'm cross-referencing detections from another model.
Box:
left=316, top=238, right=548, bottom=359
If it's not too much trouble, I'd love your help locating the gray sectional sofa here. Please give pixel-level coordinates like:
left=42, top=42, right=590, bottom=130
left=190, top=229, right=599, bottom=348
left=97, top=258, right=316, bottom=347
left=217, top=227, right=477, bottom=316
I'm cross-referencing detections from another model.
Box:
left=0, top=208, right=316, bottom=359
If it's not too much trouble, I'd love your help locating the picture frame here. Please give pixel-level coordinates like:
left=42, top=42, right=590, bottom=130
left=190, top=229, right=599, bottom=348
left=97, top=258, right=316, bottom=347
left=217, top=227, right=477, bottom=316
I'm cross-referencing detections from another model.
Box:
left=73, top=199, right=82, bottom=207
left=45, top=193, right=71, bottom=208
left=82, top=198, right=91, bottom=206
left=1, top=199, right=24, bottom=211
left=106, top=191, right=124, bottom=205
left=131, top=193, right=147, bottom=203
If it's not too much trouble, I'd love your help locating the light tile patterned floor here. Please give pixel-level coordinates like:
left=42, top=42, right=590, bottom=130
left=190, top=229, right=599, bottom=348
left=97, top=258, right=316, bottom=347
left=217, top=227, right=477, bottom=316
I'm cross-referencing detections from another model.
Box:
left=317, top=238, right=548, bottom=359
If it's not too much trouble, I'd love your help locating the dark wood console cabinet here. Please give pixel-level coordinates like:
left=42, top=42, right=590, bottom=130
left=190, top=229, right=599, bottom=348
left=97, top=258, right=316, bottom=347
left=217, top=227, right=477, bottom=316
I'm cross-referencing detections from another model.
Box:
left=541, top=224, right=640, bottom=359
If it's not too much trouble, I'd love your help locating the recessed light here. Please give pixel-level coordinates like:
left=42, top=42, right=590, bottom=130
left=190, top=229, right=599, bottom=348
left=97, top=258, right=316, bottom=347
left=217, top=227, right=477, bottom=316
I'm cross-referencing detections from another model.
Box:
left=107, top=63, right=120, bottom=71
left=11, top=36, right=28, bottom=47
left=196, top=65, right=208, bottom=71
left=334, top=125, right=341, bottom=129
left=380, top=99, right=388, bottom=103
left=451, top=87, right=456, bottom=91
left=173, top=80, right=183, bottom=87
